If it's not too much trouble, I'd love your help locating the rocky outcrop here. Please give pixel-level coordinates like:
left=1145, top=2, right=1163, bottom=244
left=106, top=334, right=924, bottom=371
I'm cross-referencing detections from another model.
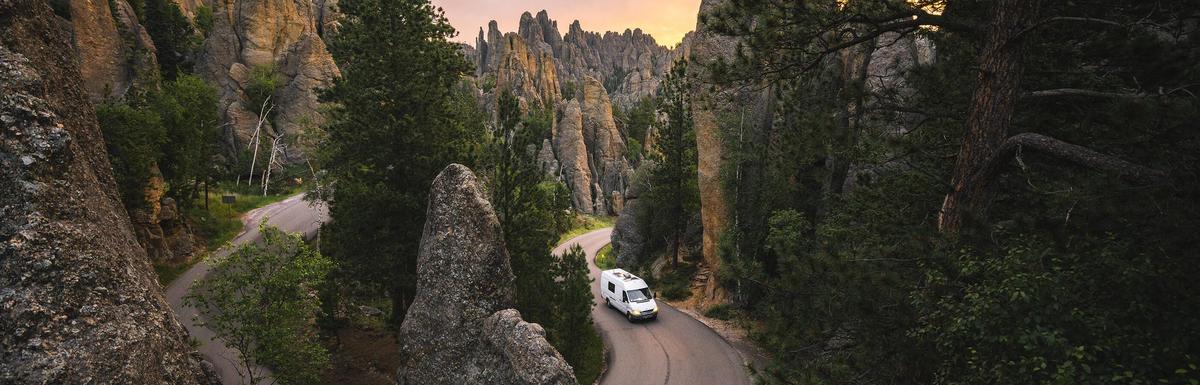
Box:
left=0, top=2, right=217, bottom=383
left=129, top=168, right=197, bottom=264
left=554, top=100, right=594, bottom=212
left=686, top=0, right=754, bottom=304
left=68, top=0, right=161, bottom=102
left=610, top=173, right=647, bottom=267
left=466, top=10, right=663, bottom=215
left=198, top=0, right=339, bottom=163
left=578, top=75, right=630, bottom=214
left=396, top=164, right=576, bottom=385
left=495, top=32, right=561, bottom=110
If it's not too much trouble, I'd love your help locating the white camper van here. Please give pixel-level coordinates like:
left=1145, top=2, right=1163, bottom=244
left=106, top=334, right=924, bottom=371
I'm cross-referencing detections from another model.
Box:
left=599, top=269, right=659, bottom=322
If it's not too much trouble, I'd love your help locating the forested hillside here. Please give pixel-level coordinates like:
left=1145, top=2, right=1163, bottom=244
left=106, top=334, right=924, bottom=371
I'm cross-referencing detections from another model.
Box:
left=614, top=0, right=1200, bottom=383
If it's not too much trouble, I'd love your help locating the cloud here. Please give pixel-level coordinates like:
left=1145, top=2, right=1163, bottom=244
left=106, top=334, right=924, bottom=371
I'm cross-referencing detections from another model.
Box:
left=431, top=0, right=701, bottom=46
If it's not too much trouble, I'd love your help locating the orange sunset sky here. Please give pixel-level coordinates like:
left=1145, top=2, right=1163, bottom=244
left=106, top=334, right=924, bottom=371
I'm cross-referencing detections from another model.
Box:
left=430, top=0, right=703, bottom=47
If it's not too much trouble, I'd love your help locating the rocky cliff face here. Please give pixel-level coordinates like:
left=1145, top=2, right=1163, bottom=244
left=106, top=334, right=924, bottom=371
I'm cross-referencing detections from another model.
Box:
left=396, top=164, right=576, bottom=385
left=61, top=0, right=199, bottom=265
left=0, top=2, right=217, bottom=383
left=685, top=0, right=744, bottom=305
left=68, top=0, right=161, bottom=102
left=198, top=0, right=339, bottom=163
left=466, top=10, right=674, bottom=215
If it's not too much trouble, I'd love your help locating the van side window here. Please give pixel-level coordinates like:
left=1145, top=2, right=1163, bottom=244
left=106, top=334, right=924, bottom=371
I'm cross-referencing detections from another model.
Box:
left=608, top=282, right=615, bottom=293
left=622, top=292, right=628, bottom=302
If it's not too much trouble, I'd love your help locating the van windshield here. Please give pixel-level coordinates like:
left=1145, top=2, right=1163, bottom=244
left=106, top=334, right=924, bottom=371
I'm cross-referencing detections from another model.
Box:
left=626, top=288, right=651, bottom=302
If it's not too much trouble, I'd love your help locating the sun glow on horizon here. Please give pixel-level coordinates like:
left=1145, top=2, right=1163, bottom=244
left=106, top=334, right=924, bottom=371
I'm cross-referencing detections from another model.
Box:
left=430, top=0, right=703, bottom=47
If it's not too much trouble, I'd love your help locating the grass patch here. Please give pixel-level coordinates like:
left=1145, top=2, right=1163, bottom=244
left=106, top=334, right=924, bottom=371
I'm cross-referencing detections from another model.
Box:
left=190, top=187, right=297, bottom=249
left=704, top=304, right=735, bottom=321
left=574, top=328, right=605, bottom=385
left=595, top=244, right=616, bottom=269
left=153, top=185, right=300, bottom=285
left=559, top=214, right=616, bottom=244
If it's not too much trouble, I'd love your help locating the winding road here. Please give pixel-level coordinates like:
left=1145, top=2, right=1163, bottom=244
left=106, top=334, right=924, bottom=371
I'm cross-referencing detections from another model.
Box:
left=164, top=194, right=327, bottom=385
left=555, top=228, right=756, bottom=385
left=163, top=196, right=752, bottom=385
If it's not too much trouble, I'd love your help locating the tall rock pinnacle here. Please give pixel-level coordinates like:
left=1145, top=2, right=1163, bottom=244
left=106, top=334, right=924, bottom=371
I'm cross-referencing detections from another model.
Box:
left=396, top=165, right=577, bottom=385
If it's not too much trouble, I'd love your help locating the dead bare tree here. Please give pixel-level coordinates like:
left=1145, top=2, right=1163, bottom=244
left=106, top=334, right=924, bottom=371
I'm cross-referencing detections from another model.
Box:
left=243, top=96, right=274, bottom=187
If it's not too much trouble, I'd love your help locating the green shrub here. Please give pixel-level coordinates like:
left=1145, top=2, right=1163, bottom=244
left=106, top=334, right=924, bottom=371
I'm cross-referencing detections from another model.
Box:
left=193, top=5, right=213, bottom=36
left=704, top=304, right=734, bottom=321
left=245, top=65, right=282, bottom=112
left=655, top=263, right=697, bottom=301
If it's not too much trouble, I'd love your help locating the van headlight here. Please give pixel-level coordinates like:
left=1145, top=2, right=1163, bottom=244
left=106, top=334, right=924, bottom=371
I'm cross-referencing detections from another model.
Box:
left=631, top=310, right=641, bottom=316
left=653, top=305, right=658, bottom=312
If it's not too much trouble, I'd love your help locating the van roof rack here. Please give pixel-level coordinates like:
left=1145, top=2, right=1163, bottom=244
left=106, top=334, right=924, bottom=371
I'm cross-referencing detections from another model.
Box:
left=613, top=270, right=639, bottom=282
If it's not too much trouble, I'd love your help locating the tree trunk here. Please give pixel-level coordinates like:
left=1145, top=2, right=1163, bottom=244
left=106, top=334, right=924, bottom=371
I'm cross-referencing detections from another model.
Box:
left=939, top=0, right=1042, bottom=235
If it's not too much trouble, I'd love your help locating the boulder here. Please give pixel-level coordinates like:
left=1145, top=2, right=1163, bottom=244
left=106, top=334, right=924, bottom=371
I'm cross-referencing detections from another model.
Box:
left=396, top=164, right=576, bottom=385
left=0, top=3, right=217, bottom=383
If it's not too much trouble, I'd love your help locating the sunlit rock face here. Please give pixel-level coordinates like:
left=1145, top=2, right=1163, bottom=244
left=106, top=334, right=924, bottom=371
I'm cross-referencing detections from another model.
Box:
left=198, top=0, right=340, bottom=163
left=395, top=164, right=577, bottom=385
left=464, top=10, right=673, bottom=215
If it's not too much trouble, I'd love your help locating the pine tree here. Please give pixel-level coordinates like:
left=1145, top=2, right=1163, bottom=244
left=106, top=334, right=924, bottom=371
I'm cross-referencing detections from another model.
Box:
left=486, top=90, right=572, bottom=336
left=319, top=0, right=484, bottom=326
left=645, top=61, right=698, bottom=268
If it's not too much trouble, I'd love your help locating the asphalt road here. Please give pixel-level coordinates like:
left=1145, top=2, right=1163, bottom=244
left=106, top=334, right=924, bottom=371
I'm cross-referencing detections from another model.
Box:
left=164, top=194, right=327, bottom=385
left=554, top=228, right=754, bottom=385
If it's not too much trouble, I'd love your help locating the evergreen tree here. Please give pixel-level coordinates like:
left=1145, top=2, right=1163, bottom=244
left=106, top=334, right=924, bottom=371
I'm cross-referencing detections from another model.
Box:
left=96, top=103, right=166, bottom=210
left=697, top=0, right=1200, bottom=383
left=486, top=89, right=571, bottom=342
left=554, top=245, right=596, bottom=371
left=137, top=0, right=196, bottom=80
left=319, top=0, right=484, bottom=326
left=643, top=61, right=699, bottom=267
left=154, top=74, right=219, bottom=208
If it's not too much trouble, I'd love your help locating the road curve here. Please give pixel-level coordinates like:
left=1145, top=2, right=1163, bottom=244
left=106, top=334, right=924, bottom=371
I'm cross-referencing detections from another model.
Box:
left=164, top=194, right=327, bottom=385
left=554, top=228, right=752, bottom=385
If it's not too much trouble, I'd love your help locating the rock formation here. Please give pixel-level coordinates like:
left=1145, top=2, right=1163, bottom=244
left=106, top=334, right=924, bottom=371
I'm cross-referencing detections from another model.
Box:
left=685, top=0, right=743, bottom=304
left=554, top=100, right=594, bottom=212
left=464, top=10, right=671, bottom=215
left=396, top=164, right=577, bottom=385
left=0, top=2, right=217, bottom=383
left=610, top=172, right=647, bottom=267
left=198, top=0, right=339, bottom=163
left=67, top=0, right=161, bottom=102
left=58, top=0, right=199, bottom=265
left=578, top=75, right=630, bottom=215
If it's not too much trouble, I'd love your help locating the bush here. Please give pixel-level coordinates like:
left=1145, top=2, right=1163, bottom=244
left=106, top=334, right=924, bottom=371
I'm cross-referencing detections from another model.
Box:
left=194, top=5, right=213, bottom=36
left=246, top=65, right=282, bottom=112
left=704, top=304, right=734, bottom=321
left=654, top=263, right=697, bottom=301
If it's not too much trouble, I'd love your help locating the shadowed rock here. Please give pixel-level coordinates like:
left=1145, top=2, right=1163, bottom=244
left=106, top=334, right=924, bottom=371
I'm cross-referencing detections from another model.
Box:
left=396, top=164, right=577, bottom=385
left=0, top=2, right=217, bottom=383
